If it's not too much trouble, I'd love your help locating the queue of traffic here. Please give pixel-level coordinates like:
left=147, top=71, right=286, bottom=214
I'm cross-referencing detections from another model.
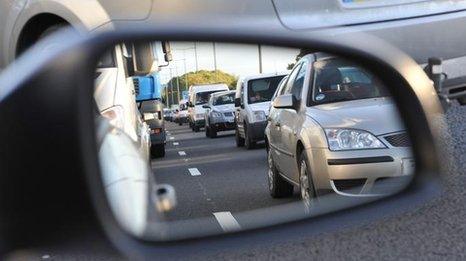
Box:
left=163, top=52, right=414, bottom=206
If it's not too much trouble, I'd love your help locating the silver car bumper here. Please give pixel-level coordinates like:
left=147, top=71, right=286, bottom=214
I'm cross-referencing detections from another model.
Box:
left=306, top=147, right=415, bottom=197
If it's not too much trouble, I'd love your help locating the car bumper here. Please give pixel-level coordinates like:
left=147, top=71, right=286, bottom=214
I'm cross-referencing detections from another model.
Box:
left=306, top=147, right=415, bottom=197
left=247, top=121, right=268, bottom=141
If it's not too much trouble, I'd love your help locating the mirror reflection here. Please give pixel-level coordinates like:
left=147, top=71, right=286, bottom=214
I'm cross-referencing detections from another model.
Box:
left=94, top=41, right=414, bottom=240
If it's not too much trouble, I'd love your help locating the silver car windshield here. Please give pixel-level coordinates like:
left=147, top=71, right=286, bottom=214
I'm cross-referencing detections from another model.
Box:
left=213, top=93, right=235, bottom=105
left=311, top=58, right=390, bottom=105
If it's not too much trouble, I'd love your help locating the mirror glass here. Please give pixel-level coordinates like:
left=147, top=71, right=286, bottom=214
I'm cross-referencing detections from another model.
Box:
left=94, top=41, right=415, bottom=240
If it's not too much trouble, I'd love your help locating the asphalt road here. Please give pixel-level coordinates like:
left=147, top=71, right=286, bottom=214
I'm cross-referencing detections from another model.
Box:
left=151, top=122, right=300, bottom=223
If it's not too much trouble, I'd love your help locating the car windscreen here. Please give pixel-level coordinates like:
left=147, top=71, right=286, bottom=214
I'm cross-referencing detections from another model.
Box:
left=247, top=76, right=285, bottom=104
left=311, top=58, right=389, bottom=105
left=213, top=93, right=235, bottom=106
left=196, top=90, right=222, bottom=105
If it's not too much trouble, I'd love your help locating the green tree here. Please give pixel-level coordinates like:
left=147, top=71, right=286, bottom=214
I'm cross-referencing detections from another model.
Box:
left=167, top=70, right=238, bottom=93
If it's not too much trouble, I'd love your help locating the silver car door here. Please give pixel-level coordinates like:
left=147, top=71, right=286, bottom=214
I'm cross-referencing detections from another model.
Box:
left=277, top=61, right=308, bottom=182
left=274, top=63, right=302, bottom=174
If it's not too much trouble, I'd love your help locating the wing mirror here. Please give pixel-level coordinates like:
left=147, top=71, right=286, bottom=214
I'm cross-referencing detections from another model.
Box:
left=0, top=27, right=443, bottom=257
left=273, top=94, right=297, bottom=110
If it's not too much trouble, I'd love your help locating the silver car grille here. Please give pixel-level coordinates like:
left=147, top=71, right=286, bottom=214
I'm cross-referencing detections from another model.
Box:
left=384, top=132, right=411, bottom=147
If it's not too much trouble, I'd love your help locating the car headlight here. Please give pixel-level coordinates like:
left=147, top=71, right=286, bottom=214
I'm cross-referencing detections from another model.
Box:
left=324, top=128, right=386, bottom=151
left=253, top=110, right=266, bottom=122
left=101, top=106, right=125, bottom=130
left=211, top=111, right=222, bottom=118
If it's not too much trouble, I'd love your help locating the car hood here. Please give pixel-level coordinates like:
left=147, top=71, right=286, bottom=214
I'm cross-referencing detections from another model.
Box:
left=307, top=97, right=404, bottom=136
left=212, top=104, right=235, bottom=112
left=249, top=102, right=271, bottom=116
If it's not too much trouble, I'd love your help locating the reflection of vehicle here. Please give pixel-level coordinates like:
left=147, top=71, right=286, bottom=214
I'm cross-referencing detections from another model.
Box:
left=234, top=72, right=287, bottom=149
left=94, top=44, right=151, bottom=160
left=141, top=100, right=166, bottom=158
left=188, top=84, right=230, bottom=132
left=265, top=54, right=414, bottom=206
left=203, top=90, right=236, bottom=138
left=175, top=99, right=189, bottom=126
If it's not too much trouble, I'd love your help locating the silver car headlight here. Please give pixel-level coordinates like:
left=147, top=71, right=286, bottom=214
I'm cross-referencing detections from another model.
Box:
left=324, top=128, right=386, bottom=151
left=211, top=111, right=222, bottom=118
left=253, top=110, right=266, bottom=122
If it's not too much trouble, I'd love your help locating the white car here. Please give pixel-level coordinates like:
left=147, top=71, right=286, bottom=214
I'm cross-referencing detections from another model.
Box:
left=203, top=90, right=236, bottom=138
left=234, top=72, right=287, bottom=149
left=187, top=83, right=229, bottom=132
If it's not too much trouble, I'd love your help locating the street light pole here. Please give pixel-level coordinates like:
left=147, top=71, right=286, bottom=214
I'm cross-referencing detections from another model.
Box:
left=258, top=44, right=263, bottom=74
left=194, top=42, right=198, bottom=72
left=175, top=67, right=181, bottom=103
left=212, top=42, right=217, bottom=71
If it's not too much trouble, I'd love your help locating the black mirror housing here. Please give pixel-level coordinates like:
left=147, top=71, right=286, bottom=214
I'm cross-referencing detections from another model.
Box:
left=234, top=97, right=241, bottom=107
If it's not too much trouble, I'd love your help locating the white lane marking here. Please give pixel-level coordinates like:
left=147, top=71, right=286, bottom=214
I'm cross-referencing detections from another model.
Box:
left=169, top=137, right=174, bottom=140
left=173, top=142, right=179, bottom=146
left=188, top=168, right=201, bottom=176
left=213, top=212, right=241, bottom=232
left=178, top=151, right=187, bottom=156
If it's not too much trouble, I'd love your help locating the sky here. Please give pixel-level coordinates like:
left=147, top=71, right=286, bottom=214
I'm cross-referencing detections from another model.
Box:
left=156, top=41, right=300, bottom=84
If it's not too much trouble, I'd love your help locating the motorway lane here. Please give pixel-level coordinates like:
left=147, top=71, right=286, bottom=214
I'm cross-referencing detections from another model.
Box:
left=151, top=122, right=300, bottom=223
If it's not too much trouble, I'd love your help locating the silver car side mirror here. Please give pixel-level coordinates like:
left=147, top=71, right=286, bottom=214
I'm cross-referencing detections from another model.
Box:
left=273, top=94, right=295, bottom=109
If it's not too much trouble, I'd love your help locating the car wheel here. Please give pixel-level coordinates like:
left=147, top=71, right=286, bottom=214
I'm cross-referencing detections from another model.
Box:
left=210, top=126, right=217, bottom=138
left=151, top=144, right=165, bottom=158
left=178, top=122, right=182, bottom=126
left=244, top=124, right=256, bottom=150
left=194, top=125, right=200, bottom=132
left=267, top=150, right=293, bottom=198
left=235, top=128, right=245, bottom=147
left=299, top=152, right=316, bottom=211
left=205, top=125, right=211, bottom=137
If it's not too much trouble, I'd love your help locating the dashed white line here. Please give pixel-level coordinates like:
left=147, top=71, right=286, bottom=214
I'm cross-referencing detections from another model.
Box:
left=213, top=212, right=241, bottom=232
left=188, top=168, right=201, bottom=176
left=173, top=142, right=179, bottom=146
left=178, top=151, right=187, bottom=156
left=169, top=137, right=174, bottom=140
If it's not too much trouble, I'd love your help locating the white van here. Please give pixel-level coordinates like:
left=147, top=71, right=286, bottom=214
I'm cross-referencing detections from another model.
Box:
left=234, top=72, right=288, bottom=149
left=188, top=83, right=230, bottom=132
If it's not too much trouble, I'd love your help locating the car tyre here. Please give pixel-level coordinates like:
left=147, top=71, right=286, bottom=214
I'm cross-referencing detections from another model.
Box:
left=235, top=128, right=245, bottom=147
left=151, top=144, right=165, bottom=158
left=210, top=126, right=217, bottom=138
left=194, top=125, right=200, bottom=132
left=205, top=125, right=211, bottom=137
left=267, top=150, right=293, bottom=198
left=244, top=124, right=256, bottom=150
left=299, top=152, right=316, bottom=211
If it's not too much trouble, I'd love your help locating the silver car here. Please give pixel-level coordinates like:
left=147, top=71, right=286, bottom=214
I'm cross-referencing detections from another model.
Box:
left=203, top=90, right=237, bottom=138
left=265, top=53, right=414, bottom=206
